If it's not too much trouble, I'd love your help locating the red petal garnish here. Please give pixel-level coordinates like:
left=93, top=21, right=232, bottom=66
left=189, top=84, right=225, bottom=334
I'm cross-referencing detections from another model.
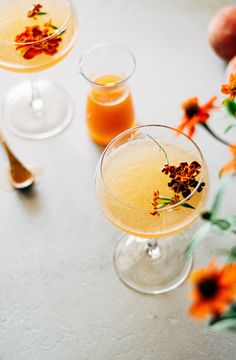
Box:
left=15, top=24, right=63, bottom=60
left=28, top=4, right=43, bottom=17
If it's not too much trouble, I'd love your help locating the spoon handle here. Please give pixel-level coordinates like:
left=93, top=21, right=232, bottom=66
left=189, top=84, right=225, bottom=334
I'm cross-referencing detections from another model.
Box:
left=0, top=130, right=34, bottom=189
left=0, top=130, right=19, bottom=164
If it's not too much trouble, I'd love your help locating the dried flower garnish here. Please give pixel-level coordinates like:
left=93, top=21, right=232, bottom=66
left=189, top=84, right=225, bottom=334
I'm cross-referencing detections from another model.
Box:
left=27, top=4, right=47, bottom=17
left=150, top=190, right=160, bottom=216
left=162, top=161, right=205, bottom=198
left=189, top=260, right=236, bottom=319
left=15, top=23, right=63, bottom=60
left=178, top=97, right=217, bottom=138
left=221, top=74, right=236, bottom=100
left=150, top=191, right=195, bottom=216
left=220, top=144, right=236, bottom=176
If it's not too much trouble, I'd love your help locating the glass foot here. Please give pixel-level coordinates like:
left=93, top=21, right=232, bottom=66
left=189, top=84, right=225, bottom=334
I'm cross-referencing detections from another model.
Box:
left=113, top=234, right=193, bottom=295
left=2, top=80, right=74, bottom=140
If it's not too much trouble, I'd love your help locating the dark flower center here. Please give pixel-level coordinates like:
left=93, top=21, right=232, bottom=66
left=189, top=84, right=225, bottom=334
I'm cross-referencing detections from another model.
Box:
left=185, top=103, right=199, bottom=118
left=198, top=277, right=218, bottom=299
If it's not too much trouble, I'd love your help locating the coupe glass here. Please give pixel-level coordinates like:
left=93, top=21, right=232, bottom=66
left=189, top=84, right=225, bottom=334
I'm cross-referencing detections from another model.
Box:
left=0, top=0, right=78, bottom=139
left=96, top=125, right=208, bottom=294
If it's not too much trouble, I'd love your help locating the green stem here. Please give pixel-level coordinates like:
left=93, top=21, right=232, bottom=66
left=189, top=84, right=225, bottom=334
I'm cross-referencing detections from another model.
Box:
left=157, top=196, right=195, bottom=209
left=145, top=134, right=169, bottom=164
left=201, top=123, right=230, bottom=146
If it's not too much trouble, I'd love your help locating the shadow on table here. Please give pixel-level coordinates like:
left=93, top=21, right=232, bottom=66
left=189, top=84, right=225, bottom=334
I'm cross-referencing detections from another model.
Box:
left=16, top=186, right=42, bottom=216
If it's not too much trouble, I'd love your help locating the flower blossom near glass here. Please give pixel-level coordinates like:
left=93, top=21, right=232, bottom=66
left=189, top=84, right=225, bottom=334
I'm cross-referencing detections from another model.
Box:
left=220, top=144, right=236, bottom=176
left=221, top=73, right=236, bottom=100
left=189, top=260, right=236, bottom=319
left=177, top=97, right=217, bottom=138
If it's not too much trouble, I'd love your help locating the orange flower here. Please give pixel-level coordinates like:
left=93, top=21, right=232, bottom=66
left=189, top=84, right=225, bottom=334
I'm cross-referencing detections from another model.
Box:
left=27, top=4, right=43, bottom=17
left=178, top=97, right=217, bottom=138
left=221, top=74, right=236, bottom=100
left=220, top=144, right=236, bottom=175
left=15, top=25, right=62, bottom=60
left=189, top=260, right=236, bottom=319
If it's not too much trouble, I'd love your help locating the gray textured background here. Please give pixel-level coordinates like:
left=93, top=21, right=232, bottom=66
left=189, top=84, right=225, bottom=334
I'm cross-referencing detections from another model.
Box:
left=0, top=1, right=236, bottom=359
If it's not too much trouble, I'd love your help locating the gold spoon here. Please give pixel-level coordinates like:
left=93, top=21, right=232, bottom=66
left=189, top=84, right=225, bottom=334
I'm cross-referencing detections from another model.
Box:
left=0, top=131, right=34, bottom=189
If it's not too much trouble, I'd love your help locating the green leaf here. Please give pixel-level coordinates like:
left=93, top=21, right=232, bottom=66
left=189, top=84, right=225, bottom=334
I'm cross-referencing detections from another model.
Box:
left=224, top=304, right=236, bottom=317
left=51, top=24, right=59, bottom=30
left=184, top=222, right=212, bottom=258
left=228, top=245, right=236, bottom=263
left=209, top=318, right=236, bottom=331
left=225, top=124, right=236, bottom=134
left=212, top=216, right=236, bottom=234
left=209, top=303, right=236, bottom=331
left=37, top=11, right=47, bottom=15
left=210, top=304, right=236, bottom=324
left=159, top=196, right=172, bottom=201
left=180, top=203, right=195, bottom=209
left=213, top=219, right=231, bottom=230
left=158, top=201, right=170, bottom=209
left=211, top=177, right=232, bottom=219
left=228, top=215, right=236, bottom=228
left=224, top=98, right=236, bottom=117
left=158, top=196, right=195, bottom=209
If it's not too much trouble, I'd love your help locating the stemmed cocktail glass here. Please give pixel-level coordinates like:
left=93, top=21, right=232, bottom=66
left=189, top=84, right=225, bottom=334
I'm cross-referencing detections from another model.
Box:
left=96, top=125, right=208, bottom=294
left=0, top=0, right=78, bottom=139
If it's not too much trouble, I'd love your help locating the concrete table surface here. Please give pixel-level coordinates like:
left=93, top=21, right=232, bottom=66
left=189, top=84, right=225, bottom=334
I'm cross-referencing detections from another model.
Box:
left=0, top=0, right=236, bottom=359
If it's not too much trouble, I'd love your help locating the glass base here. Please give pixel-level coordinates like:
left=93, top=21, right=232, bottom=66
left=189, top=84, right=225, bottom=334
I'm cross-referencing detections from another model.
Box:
left=2, top=80, right=74, bottom=140
left=113, top=234, right=193, bottom=295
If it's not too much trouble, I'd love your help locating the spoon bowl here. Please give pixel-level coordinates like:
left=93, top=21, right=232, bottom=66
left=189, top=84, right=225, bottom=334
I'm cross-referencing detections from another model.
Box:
left=0, top=131, right=35, bottom=190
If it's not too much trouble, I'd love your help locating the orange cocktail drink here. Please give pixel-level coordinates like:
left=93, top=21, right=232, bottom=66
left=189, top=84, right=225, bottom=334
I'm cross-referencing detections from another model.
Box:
left=80, top=44, right=136, bottom=146
left=0, top=0, right=78, bottom=139
left=95, top=125, right=208, bottom=295
left=86, top=74, right=135, bottom=146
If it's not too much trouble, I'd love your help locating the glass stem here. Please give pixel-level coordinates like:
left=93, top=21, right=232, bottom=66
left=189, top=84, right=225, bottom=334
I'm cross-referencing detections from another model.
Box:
left=30, top=74, right=44, bottom=116
left=146, top=238, right=161, bottom=259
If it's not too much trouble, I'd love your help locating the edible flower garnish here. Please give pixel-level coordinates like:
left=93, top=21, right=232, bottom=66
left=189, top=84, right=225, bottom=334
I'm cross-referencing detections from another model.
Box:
left=189, top=260, right=236, bottom=319
left=221, top=74, right=236, bottom=100
left=27, top=4, right=46, bottom=18
left=150, top=190, right=160, bottom=216
left=150, top=191, right=195, bottom=216
left=15, top=23, right=62, bottom=59
left=162, top=161, right=205, bottom=198
left=220, top=144, right=236, bottom=176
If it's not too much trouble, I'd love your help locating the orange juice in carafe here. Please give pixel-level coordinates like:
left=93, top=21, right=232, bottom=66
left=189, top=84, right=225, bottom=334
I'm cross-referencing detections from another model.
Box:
left=86, top=74, right=136, bottom=146
left=80, top=44, right=136, bottom=146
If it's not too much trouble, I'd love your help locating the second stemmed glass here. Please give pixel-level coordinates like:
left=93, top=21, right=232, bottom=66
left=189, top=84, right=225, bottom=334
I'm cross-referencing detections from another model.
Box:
left=96, top=125, right=208, bottom=294
left=0, top=0, right=78, bottom=139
